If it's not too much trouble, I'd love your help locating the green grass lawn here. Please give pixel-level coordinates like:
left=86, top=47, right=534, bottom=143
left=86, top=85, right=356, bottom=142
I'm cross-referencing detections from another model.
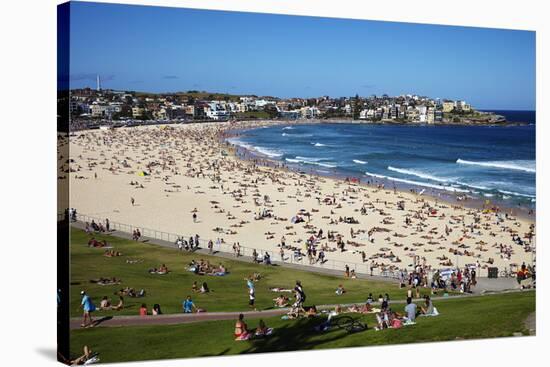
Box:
left=70, top=228, right=439, bottom=317
left=70, top=291, right=535, bottom=363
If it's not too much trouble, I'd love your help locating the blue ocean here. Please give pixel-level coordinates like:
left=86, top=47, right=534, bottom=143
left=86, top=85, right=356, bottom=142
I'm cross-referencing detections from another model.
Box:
left=228, top=111, right=535, bottom=208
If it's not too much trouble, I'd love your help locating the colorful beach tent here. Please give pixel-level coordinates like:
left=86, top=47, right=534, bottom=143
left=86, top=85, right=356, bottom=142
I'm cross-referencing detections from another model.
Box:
left=137, top=171, right=149, bottom=176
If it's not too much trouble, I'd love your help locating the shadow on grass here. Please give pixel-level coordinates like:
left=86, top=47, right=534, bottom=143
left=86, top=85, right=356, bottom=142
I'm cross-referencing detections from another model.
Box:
left=241, top=316, right=358, bottom=354
left=92, top=316, right=113, bottom=327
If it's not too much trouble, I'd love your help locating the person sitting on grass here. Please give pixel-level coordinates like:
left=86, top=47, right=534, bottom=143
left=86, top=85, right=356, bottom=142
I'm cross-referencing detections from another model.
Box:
left=420, top=295, right=438, bottom=316
left=209, top=263, right=227, bottom=276
left=183, top=295, right=197, bottom=313
left=375, top=309, right=390, bottom=330
left=104, top=249, right=122, bottom=257
left=200, top=282, right=210, bottom=293
left=192, top=281, right=199, bottom=293
left=304, top=305, right=318, bottom=317
left=348, top=303, right=373, bottom=314
left=403, top=297, right=418, bottom=323
left=139, top=303, right=148, bottom=316
left=152, top=304, right=162, bottom=315
left=255, top=319, right=274, bottom=337
left=115, top=287, right=145, bottom=298
left=149, top=265, right=169, bottom=275
left=273, top=295, right=289, bottom=308
left=112, top=296, right=124, bottom=311
left=99, top=296, right=111, bottom=310
left=335, top=284, right=346, bottom=295
left=234, top=313, right=251, bottom=340
left=90, top=277, right=121, bottom=286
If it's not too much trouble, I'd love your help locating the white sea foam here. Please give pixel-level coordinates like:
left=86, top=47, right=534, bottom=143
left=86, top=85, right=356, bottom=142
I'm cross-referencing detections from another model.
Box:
left=226, top=137, right=254, bottom=150
left=364, top=171, right=470, bottom=193
left=387, top=166, right=449, bottom=183
left=226, top=138, right=282, bottom=158
left=312, top=142, right=326, bottom=147
left=456, top=159, right=535, bottom=173
left=282, top=133, right=313, bottom=137
left=353, top=159, right=368, bottom=165
left=254, top=146, right=283, bottom=158
left=282, top=126, right=295, bottom=130
left=295, top=156, right=326, bottom=162
left=497, top=189, right=535, bottom=199
left=286, top=157, right=336, bottom=168
left=454, top=181, right=491, bottom=191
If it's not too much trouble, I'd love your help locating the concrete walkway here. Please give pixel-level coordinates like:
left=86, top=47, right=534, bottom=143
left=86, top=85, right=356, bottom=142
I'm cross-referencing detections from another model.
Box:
left=70, top=289, right=534, bottom=329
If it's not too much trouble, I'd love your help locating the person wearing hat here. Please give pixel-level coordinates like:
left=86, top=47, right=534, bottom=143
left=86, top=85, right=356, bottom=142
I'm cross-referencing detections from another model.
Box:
left=80, top=291, right=96, bottom=327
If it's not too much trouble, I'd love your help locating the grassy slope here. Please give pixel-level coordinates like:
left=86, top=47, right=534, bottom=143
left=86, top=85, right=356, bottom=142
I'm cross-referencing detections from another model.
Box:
left=70, top=291, right=535, bottom=363
left=70, top=228, right=438, bottom=316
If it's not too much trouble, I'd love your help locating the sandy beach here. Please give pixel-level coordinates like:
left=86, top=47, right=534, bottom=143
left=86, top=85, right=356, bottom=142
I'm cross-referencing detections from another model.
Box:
left=69, top=121, right=536, bottom=275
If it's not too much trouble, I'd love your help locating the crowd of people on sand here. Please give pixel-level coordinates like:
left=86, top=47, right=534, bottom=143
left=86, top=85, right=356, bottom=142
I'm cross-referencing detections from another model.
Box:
left=71, top=122, right=535, bottom=285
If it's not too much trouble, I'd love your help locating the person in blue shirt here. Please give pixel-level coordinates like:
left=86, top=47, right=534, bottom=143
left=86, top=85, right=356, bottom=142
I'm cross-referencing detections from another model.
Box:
left=80, top=290, right=96, bottom=327
left=246, top=277, right=255, bottom=291
left=183, top=296, right=197, bottom=313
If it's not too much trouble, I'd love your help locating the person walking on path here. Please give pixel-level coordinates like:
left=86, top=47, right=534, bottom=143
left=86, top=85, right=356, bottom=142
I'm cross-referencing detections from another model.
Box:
left=130, top=197, right=135, bottom=206
left=80, top=291, right=96, bottom=327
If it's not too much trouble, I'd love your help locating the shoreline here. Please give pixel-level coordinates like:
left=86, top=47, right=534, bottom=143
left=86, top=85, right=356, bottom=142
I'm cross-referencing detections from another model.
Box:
left=223, top=120, right=536, bottom=221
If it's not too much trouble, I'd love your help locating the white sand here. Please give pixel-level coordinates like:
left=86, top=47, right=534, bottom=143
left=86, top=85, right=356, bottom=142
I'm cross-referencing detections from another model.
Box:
left=69, top=121, right=536, bottom=275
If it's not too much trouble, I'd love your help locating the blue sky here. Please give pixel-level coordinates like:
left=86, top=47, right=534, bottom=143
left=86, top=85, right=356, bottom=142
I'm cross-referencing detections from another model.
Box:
left=68, top=1, right=536, bottom=110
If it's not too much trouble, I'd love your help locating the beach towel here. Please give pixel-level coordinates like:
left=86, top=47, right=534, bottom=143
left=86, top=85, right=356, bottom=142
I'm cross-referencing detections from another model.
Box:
left=209, top=272, right=226, bottom=276
left=421, top=307, right=439, bottom=317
